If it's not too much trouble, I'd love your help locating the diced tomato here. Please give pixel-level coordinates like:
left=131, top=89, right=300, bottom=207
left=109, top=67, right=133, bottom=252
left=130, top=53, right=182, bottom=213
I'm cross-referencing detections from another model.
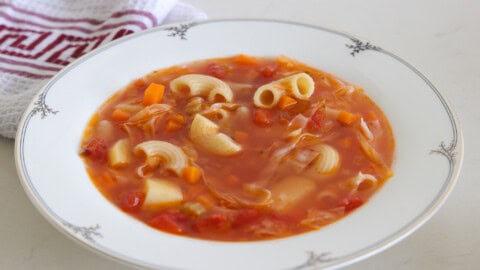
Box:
left=120, top=191, right=145, bottom=212
left=338, top=195, right=364, bottom=212
left=233, top=209, right=261, bottom=227
left=307, top=108, right=326, bottom=130
left=165, top=210, right=189, bottom=222
left=260, top=64, right=278, bottom=77
left=253, top=108, right=275, bottom=127
left=133, top=79, right=147, bottom=88
left=193, top=212, right=230, bottom=232
left=82, top=138, right=108, bottom=161
left=149, top=212, right=185, bottom=234
left=206, top=63, right=227, bottom=79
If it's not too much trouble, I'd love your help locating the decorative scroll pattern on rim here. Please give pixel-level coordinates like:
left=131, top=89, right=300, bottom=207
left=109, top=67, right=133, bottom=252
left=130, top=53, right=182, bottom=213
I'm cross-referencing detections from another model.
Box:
left=63, top=222, right=102, bottom=243
left=346, top=38, right=381, bottom=56
left=430, top=140, right=457, bottom=164
left=162, top=22, right=195, bottom=40
left=31, top=91, right=58, bottom=118
left=290, top=251, right=335, bottom=270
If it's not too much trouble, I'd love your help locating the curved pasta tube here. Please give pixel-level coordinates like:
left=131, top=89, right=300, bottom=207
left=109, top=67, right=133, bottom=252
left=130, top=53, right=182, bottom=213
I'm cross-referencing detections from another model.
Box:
left=200, top=103, right=240, bottom=120
left=134, top=140, right=189, bottom=176
left=185, top=97, right=206, bottom=115
left=253, top=73, right=315, bottom=108
left=280, top=72, right=315, bottom=100
left=352, top=172, right=377, bottom=190
left=189, top=114, right=242, bottom=156
left=253, top=84, right=284, bottom=108
left=170, top=74, right=233, bottom=102
left=312, top=144, right=340, bottom=175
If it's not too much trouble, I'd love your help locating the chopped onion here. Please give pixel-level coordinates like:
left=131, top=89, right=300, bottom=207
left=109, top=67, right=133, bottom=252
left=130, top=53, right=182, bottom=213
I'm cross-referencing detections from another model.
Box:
left=358, top=133, right=382, bottom=164
left=288, top=114, right=308, bottom=130
left=360, top=117, right=374, bottom=141
left=128, top=104, right=172, bottom=124
left=204, top=178, right=272, bottom=208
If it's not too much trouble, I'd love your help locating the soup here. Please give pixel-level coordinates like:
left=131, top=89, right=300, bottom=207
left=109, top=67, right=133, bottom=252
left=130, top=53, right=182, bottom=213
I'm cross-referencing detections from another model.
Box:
left=80, top=55, right=395, bottom=241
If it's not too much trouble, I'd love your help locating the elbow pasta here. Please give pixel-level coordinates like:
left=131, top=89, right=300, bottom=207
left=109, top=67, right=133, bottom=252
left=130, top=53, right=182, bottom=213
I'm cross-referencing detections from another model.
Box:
left=170, top=74, right=234, bottom=102
left=253, top=84, right=284, bottom=108
left=108, top=139, right=130, bottom=168
left=253, top=72, right=314, bottom=108
left=189, top=114, right=242, bottom=156
left=312, top=144, right=340, bottom=175
left=134, top=140, right=189, bottom=175
left=352, top=172, right=378, bottom=190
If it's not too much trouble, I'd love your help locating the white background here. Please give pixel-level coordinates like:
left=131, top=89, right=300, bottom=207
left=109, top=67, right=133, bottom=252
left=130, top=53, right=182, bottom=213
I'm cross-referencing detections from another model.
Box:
left=1, top=0, right=479, bottom=269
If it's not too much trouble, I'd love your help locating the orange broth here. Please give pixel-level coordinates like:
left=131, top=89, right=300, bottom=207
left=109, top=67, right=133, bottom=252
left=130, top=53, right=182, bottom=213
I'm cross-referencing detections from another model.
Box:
left=80, top=55, right=395, bottom=241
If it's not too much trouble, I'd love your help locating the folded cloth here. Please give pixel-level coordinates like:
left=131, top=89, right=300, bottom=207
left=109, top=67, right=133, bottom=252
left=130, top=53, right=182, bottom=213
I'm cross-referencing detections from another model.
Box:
left=0, top=0, right=206, bottom=138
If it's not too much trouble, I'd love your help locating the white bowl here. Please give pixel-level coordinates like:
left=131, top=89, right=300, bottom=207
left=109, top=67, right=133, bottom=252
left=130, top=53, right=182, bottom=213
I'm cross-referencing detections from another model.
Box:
left=15, top=19, right=463, bottom=270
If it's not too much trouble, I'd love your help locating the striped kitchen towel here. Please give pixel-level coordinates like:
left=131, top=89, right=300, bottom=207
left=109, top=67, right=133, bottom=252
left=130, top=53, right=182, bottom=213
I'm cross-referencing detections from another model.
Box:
left=0, top=0, right=206, bottom=138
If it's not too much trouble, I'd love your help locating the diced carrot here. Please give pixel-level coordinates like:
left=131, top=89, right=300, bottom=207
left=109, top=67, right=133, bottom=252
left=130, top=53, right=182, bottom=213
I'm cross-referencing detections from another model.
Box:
left=165, top=114, right=185, bottom=132
left=277, top=95, right=298, bottom=110
left=336, top=111, right=358, bottom=126
left=196, top=195, right=215, bottom=209
left=182, top=166, right=202, bottom=184
left=366, top=111, right=378, bottom=121
left=167, top=114, right=185, bottom=124
left=233, top=131, right=249, bottom=143
left=226, top=174, right=240, bottom=185
left=253, top=108, right=275, bottom=127
left=111, top=108, right=130, bottom=121
left=143, top=83, right=165, bottom=105
left=234, top=54, right=258, bottom=65
left=165, top=120, right=182, bottom=132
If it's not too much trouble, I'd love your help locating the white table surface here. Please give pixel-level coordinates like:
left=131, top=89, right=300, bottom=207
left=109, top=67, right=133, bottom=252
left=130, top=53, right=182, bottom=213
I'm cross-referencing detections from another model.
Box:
left=1, top=0, right=479, bottom=269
